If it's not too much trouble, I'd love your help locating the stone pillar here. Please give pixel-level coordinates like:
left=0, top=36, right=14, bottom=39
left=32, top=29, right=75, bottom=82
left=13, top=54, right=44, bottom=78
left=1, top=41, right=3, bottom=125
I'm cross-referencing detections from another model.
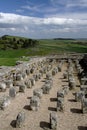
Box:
left=16, top=111, right=25, bottom=128
left=50, top=112, right=57, bottom=129
left=30, top=96, right=40, bottom=111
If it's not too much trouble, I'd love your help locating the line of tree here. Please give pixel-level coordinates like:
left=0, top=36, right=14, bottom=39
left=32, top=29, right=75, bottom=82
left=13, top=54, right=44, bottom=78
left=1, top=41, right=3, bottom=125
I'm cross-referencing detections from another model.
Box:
left=0, top=35, right=38, bottom=50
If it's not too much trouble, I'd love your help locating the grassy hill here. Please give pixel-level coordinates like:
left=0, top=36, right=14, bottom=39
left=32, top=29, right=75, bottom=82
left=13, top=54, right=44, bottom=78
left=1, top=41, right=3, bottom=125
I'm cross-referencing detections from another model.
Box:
left=0, top=35, right=87, bottom=66
left=0, top=35, right=38, bottom=50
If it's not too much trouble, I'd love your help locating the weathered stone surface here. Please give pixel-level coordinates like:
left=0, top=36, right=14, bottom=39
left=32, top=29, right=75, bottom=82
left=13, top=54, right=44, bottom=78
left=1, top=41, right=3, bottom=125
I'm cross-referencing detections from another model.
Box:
left=16, top=111, right=25, bottom=128
left=39, top=70, right=44, bottom=76
left=39, top=73, right=42, bottom=79
left=30, top=68, right=34, bottom=74
left=30, top=78, right=35, bottom=86
left=9, top=87, right=16, bottom=98
left=0, top=82, right=6, bottom=92
left=47, top=64, right=52, bottom=71
left=57, top=90, right=65, bottom=98
left=26, top=69, right=30, bottom=75
left=69, top=78, right=76, bottom=90
left=30, top=96, right=40, bottom=111
left=0, top=96, right=10, bottom=110
left=22, top=72, right=27, bottom=79
left=42, top=83, right=51, bottom=94
left=46, top=73, right=52, bottom=80
left=80, top=85, right=87, bottom=94
left=19, top=85, right=26, bottom=93
left=5, top=80, right=13, bottom=88
left=81, top=97, right=87, bottom=113
left=33, top=74, right=39, bottom=81
left=43, top=67, right=47, bottom=74
left=57, top=65, right=62, bottom=72
left=25, top=79, right=32, bottom=88
left=63, top=72, right=68, bottom=79
left=63, top=86, right=69, bottom=95
left=75, top=91, right=84, bottom=102
left=16, top=74, right=23, bottom=81
left=13, top=80, right=24, bottom=87
left=33, top=88, right=43, bottom=99
left=81, top=78, right=87, bottom=85
left=79, top=54, right=87, bottom=72
left=50, top=112, right=57, bottom=130
left=52, top=67, right=58, bottom=76
left=57, top=97, right=64, bottom=112
left=45, top=79, right=53, bottom=87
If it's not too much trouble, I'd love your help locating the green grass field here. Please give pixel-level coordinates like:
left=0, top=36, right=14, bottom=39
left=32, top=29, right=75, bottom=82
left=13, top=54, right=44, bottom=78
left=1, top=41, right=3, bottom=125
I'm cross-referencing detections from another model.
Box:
left=0, top=37, right=87, bottom=66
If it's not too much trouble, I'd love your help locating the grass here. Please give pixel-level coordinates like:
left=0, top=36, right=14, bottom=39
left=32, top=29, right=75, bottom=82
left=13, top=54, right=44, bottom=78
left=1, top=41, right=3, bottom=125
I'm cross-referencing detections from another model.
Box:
left=0, top=38, right=87, bottom=66
left=0, top=58, right=18, bottom=66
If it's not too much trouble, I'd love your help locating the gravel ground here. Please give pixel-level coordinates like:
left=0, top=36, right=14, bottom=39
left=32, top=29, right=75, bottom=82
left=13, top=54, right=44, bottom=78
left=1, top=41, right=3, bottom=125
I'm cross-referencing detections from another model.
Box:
left=0, top=62, right=87, bottom=130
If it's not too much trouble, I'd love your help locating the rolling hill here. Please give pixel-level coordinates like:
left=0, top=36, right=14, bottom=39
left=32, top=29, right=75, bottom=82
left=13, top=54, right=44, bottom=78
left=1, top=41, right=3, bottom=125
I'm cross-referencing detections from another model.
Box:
left=0, top=35, right=87, bottom=66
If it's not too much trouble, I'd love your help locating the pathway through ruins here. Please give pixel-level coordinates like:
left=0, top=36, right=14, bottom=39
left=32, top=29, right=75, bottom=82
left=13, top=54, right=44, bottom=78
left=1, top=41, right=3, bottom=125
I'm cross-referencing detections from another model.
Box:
left=0, top=62, right=87, bottom=130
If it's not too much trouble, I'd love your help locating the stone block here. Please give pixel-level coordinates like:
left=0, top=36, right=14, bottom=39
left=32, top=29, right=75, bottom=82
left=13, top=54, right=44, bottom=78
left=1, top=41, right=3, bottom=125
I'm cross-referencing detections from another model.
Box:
left=30, top=78, right=35, bottom=86
left=81, top=78, right=87, bottom=85
left=30, top=68, right=34, bottom=74
left=46, top=73, right=52, bottom=80
left=25, top=80, right=32, bottom=88
left=26, top=69, right=30, bottom=75
left=9, top=87, right=16, bottom=98
left=52, top=70, right=56, bottom=76
left=33, top=88, right=43, bottom=99
left=5, top=80, right=13, bottom=88
left=50, top=112, right=57, bottom=130
left=57, top=65, right=61, bottom=72
left=33, top=74, right=39, bottom=81
left=0, top=96, right=10, bottom=110
left=63, top=86, right=69, bottom=95
left=19, top=85, right=26, bottom=93
left=75, top=91, right=84, bottom=102
left=45, top=79, right=53, bottom=87
left=80, top=85, right=87, bottom=94
left=16, top=74, right=23, bottom=81
left=0, top=82, right=6, bottom=92
left=16, top=111, right=25, bottom=128
left=81, top=98, right=87, bottom=113
left=22, top=72, right=27, bottom=79
left=42, top=83, right=51, bottom=94
left=30, top=96, right=40, bottom=111
left=63, top=72, right=68, bottom=79
left=69, top=78, right=76, bottom=90
left=57, top=97, right=64, bottom=112
left=57, top=90, right=64, bottom=98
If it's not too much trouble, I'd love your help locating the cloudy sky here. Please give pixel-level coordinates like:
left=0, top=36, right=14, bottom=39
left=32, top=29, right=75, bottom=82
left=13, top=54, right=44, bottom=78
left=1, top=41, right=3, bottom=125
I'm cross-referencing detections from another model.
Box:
left=0, top=0, right=87, bottom=39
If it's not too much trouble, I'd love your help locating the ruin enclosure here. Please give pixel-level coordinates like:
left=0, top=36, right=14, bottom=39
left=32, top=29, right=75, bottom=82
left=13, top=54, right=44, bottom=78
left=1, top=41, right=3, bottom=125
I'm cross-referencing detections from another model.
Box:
left=0, top=54, right=87, bottom=130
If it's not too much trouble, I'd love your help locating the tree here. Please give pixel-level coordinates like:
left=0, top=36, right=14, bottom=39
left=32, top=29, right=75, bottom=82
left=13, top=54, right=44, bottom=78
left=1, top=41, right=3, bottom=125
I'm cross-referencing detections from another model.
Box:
left=13, top=43, right=18, bottom=49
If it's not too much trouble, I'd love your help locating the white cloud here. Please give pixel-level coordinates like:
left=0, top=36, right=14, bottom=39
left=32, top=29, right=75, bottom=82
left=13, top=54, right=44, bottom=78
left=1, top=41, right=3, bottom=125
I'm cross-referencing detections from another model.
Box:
left=51, top=0, right=87, bottom=7
left=21, top=3, right=45, bottom=12
left=0, top=12, right=87, bottom=38
left=22, top=5, right=39, bottom=12
left=16, top=9, right=24, bottom=13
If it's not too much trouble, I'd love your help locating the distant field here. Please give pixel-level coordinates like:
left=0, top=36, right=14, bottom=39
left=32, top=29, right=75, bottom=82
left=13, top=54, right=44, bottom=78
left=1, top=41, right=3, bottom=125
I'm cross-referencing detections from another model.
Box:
left=0, top=37, right=87, bottom=66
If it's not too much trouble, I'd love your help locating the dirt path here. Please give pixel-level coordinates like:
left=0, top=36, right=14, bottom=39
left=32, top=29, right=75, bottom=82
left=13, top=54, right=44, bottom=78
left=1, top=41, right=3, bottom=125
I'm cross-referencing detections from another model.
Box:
left=0, top=62, right=87, bottom=130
